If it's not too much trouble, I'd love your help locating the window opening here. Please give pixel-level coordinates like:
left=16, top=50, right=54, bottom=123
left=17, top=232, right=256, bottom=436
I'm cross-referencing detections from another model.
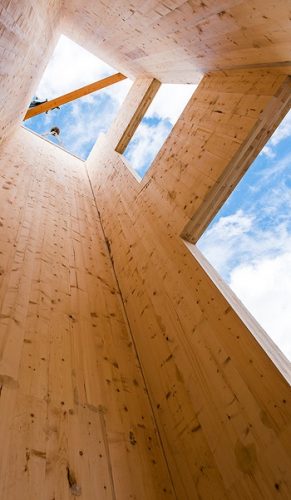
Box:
left=122, top=83, right=197, bottom=178
left=196, top=110, right=291, bottom=360
left=23, top=35, right=132, bottom=159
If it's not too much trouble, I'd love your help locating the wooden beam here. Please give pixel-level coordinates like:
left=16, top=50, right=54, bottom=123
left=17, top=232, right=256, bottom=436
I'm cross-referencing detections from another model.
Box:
left=23, top=72, right=127, bottom=121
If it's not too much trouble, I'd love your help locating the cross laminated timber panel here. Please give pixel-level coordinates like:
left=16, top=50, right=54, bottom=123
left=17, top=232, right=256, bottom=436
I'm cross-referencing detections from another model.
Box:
left=0, top=0, right=62, bottom=144
left=86, top=69, right=291, bottom=499
left=0, top=127, right=176, bottom=499
left=62, top=0, right=291, bottom=82
left=0, top=1, right=291, bottom=499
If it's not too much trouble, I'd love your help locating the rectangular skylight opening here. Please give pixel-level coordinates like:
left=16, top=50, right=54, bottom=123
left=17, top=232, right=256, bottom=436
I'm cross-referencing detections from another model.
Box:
left=191, top=110, right=291, bottom=364
left=121, top=83, right=197, bottom=179
left=23, top=34, right=133, bottom=159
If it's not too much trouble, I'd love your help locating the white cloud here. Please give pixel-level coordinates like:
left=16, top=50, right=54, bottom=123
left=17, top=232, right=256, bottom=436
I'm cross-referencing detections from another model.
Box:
left=261, top=144, right=276, bottom=159
left=258, top=149, right=291, bottom=185
left=124, top=83, right=197, bottom=174
left=146, top=83, right=197, bottom=125
left=103, top=78, right=132, bottom=106
left=199, top=206, right=291, bottom=272
left=199, top=210, right=291, bottom=361
left=229, top=252, right=291, bottom=360
left=61, top=94, right=120, bottom=157
left=125, top=119, right=171, bottom=175
left=197, top=210, right=254, bottom=277
left=35, top=34, right=132, bottom=101
left=261, top=110, right=291, bottom=158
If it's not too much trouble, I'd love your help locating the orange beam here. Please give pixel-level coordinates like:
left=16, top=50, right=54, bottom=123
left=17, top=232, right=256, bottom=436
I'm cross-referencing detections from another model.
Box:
left=24, top=72, right=127, bottom=121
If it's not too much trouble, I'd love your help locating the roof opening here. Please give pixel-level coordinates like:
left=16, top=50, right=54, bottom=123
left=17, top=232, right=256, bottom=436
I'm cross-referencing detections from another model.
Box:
left=23, top=34, right=132, bottom=159
left=196, top=110, right=291, bottom=361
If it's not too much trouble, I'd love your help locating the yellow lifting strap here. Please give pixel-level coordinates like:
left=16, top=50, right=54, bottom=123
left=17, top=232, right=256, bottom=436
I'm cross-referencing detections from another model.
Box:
left=24, top=72, right=127, bottom=121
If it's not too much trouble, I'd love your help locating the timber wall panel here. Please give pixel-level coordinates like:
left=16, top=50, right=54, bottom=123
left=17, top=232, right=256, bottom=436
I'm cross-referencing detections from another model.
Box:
left=0, top=128, right=175, bottom=499
left=62, top=1, right=291, bottom=82
left=0, top=0, right=63, bottom=145
left=87, top=70, right=291, bottom=499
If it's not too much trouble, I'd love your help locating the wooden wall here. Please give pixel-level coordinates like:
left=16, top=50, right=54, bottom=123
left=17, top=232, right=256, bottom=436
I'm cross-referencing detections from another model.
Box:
left=87, top=69, right=291, bottom=499
left=0, top=0, right=62, bottom=145
left=0, top=2, right=290, bottom=498
left=0, top=128, right=175, bottom=499
left=62, top=0, right=291, bottom=82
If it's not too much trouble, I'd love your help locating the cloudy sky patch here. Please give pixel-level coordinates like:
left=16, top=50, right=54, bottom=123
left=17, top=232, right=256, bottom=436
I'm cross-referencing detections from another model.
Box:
left=24, top=34, right=132, bottom=158
left=123, top=84, right=196, bottom=177
left=198, top=111, right=291, bottom=360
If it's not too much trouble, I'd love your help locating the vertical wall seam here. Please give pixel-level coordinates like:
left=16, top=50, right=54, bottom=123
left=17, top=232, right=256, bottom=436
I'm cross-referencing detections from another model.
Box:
left=99, top=410, right=117, bottom=500
left=84, top=164, right=178, bottom=499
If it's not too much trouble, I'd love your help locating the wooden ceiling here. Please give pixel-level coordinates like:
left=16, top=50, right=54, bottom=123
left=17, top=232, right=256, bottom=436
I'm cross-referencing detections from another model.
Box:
left=62, top=0, right=291, bottom=83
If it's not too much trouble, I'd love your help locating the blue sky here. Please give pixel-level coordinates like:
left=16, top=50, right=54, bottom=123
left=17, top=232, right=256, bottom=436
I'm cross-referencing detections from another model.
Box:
left=24, top=35, right=133, bottom=159
left=123, top=115, right=173, bottom=177
left=198, top=111, right=291, bottom=360
left=122, top=85, right=195, bottom=177
left=24, top=35, right=291, bottom=362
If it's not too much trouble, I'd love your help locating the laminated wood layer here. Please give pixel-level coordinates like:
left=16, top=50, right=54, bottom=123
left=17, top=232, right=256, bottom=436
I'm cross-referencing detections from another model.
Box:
left=87, top=70, right=291, bottom=499
left=0, top=0, right=62, bottom=144
left=62, top=0, right=291, bottom=82
left=0, top=128, right=174, bottom=500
